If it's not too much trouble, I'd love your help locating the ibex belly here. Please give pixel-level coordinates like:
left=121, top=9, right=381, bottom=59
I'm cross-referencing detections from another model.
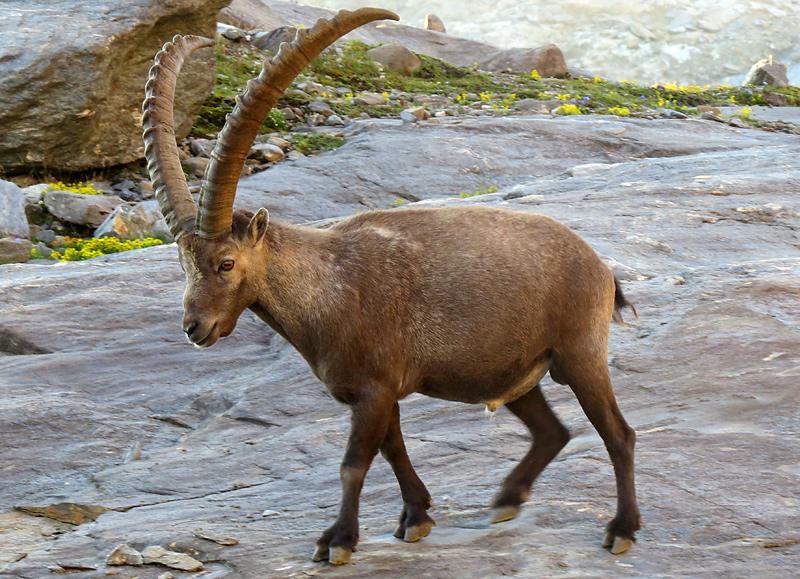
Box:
left=416, top=353, right=552, bottom=409
left=483, top=355, right=552, bottom=412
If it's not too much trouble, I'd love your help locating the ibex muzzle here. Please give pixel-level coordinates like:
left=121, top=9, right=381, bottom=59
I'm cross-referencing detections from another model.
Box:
left=143, top=7, right=641, bottom=566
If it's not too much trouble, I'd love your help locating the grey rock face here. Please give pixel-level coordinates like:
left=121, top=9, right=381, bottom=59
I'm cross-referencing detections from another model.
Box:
left=43, top=191, right=124, bottom=228
left=1, top=116, right=799, bottom=577
left=251, top=26, right=297, bottom=52
left=94, top=200, right=171, bottom=242
left=0, top=0, right=230, bottom=172
left=0, top=180, right=29, bottom=239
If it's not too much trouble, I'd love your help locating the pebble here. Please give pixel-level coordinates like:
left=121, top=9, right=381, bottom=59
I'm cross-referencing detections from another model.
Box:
left=325, top=114, right=345, bottom=126
left=141, top=546, right=203, bottom=572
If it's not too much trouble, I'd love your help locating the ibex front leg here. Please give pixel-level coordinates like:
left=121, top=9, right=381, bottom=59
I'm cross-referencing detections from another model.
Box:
left=313, top=389, right=394, bottom=565
left=381, top=403, right=435, bottom=542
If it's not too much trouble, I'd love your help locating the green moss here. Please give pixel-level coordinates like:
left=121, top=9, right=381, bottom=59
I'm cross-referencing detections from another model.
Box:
left=460, top=184, right=499, bottom=198
left=288, top=132, right=346, bottom=155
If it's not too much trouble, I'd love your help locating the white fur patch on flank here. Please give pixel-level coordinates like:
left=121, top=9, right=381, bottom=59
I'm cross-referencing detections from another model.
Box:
left=369, top=226, right=399, bottom=239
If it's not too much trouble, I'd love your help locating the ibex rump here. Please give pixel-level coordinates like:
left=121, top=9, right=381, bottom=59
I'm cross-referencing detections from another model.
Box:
left=143, top=7, right=641, bottom=566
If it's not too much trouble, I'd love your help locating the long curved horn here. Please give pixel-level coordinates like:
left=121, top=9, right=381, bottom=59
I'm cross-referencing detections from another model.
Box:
left=142, top=35, right=214, bottom=239
left=196, top=7, right=399, bottom=239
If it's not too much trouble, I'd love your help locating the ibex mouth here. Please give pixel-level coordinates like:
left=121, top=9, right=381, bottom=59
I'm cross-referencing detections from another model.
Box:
left=189, top=322, right=219, bottom=348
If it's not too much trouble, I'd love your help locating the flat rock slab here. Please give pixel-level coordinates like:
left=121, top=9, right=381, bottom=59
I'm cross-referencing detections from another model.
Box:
left=1, top=116, right=798, bottom=577
left=236, top=115, right=799, bottom=222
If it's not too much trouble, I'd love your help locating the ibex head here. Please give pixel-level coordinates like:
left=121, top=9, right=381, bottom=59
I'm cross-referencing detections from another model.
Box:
left=142, top=9, right=398, bottom=347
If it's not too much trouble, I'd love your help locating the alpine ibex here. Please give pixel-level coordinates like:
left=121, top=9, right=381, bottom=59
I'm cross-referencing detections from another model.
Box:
left=143, top=7, right=641, bottom=566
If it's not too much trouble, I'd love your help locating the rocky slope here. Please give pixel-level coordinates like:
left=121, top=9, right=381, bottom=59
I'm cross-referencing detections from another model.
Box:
left=309, top=0, right=800, bottom=86
left=1, top=114, right=798, bottom=577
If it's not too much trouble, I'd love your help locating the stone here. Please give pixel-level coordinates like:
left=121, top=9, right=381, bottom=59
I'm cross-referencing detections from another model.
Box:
left=296, top=80, right=327, bottom=96
left=43, top=191, right=124, bottom=228
left=400, top=107, right=430, bottom=123
left=366, top=44, right=422, bottom=75
left=14, top=503, right=108, bottom=525
left=308, top=100, right=333, bottom=116
left=480, top=44, right=567, bottom=78
left=141, top=546, right=204, bottom=572
left=182, top=156, right=210, bottom=178
left=32, top=227, right=56, bottom=245
left=251, top=26, right=297, bottom=53
left=106, top=544, right=143, bottom=566
left=267, top=136, right=291, bottom=150
left=744, top=57, right=789, bottom=87
left=218, top=23, right=247, bottom=42
left=21, top=184, right=52, bottom=207
left=0, top=0, right=228, bottom=172
left=189, top=138, right=216, bottom=158
left=249, top=143, right=285, bottom=163
left=325, top=114, right=345, bottom=126
left=514, top=98, right=549, bottom=113
left=193, top=528, right=240, bottom=546
left=0, top=237, right=32, bottom=265
left=286, top=150, right=306, bottom=161
left=94, top=200, right=172, bottom=242
left=279, top=106, right=297, bottom=121
left=0, top=180, right=30, bottom=239
left=158, top=574, right=175, bottom=579
left=308, top=113, right=326, bottom=127
left=424, top=14, right=446, bottom=33
left=355, top=92, right=387, bottom=106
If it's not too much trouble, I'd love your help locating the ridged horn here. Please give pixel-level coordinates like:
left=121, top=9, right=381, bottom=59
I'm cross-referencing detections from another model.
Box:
left=195, top=7, right=399, bottom=239
left=142, top=35, right=214, bottom=239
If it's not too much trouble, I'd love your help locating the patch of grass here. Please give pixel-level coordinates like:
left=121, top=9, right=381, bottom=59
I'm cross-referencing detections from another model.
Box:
left=288, top=132, right=346, bottom=155
left=193, top=39, right=292, bottom=137
left=460, top=184, right=499, bottom=198
left=308, top=41, right=501, bottom=97
left=49, top=237, right=163, bottom=261
left=50, top=181, right=103, bottom=195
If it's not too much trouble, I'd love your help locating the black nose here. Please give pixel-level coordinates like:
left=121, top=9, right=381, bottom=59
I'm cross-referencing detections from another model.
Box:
left=183, top=321, right=198, bottom=337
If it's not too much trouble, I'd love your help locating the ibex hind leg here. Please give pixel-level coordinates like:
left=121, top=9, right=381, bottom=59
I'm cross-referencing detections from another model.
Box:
left=553, top=345, right=641, bottom=555
left=381, top=403, right=435, bottom=542
left=490, top=385, right=570, bottom=523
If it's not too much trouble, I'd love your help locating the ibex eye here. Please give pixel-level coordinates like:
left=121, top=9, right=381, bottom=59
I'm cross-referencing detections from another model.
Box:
left=220, top=259, right=235, bottom=272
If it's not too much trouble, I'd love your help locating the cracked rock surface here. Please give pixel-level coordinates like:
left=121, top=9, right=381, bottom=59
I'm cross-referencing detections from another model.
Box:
left=1, top=115, right=798, bottom=577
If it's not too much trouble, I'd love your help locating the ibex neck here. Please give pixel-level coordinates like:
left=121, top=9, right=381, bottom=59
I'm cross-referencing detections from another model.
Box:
left=250, top=221, right=340, bottom=359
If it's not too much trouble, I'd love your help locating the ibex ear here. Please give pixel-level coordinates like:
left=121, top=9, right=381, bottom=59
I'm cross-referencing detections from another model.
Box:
left=247, top=208, right=269, bottom=246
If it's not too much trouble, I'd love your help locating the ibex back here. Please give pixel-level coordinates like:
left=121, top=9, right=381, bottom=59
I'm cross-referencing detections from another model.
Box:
left=143, top=7, right=641, bottom=566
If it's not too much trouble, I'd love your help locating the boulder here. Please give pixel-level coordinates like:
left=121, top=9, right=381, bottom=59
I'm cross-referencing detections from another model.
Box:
left=182, top=156, right=210, bottom=178
left=480, top=44, right=567, bottom=78
left=366, top=44, right=422, bottom=75
left=249, top=143, right=285, bottom=163
left=251, top=26, right=297, bottom=52
left=744, top=57, right=789, bottom=87
left=0, top=0, right=230, bottom=173
left=43, top=191, right=124, bottom=228
left=0, top=237, right=32, bottom=265
left=424, top=14, right=446, bottom=33
left=0, top=180, right=30, bottom=239
left=94, top=200, right=172, bottom=242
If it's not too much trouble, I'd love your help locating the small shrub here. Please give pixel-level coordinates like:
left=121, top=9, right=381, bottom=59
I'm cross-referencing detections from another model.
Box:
left=393, top=197, right=405, bottom=206
left=607, top=106, right=631, bottom=116
left=50, top=181, right=103, bottom=195
left=555, top=103, right=582, bottom=115
left=737, top=106, right=753, bottom=120
left=530, top=69, right=541, bottom=81
left=264, top=108, right=290, bottom=132
left=49, top=237, right=163, bottom=261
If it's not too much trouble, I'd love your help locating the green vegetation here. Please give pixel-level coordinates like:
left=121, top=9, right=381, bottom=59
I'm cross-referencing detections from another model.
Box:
left=49, top=181, right=103, bottom=195
left=47, top=237, right=163, bottom=261
left=460, top=184, right=499, bottom=198
left=288, top=132, right=346, bottom=155
left=193, top=37, right=800, bottom=136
